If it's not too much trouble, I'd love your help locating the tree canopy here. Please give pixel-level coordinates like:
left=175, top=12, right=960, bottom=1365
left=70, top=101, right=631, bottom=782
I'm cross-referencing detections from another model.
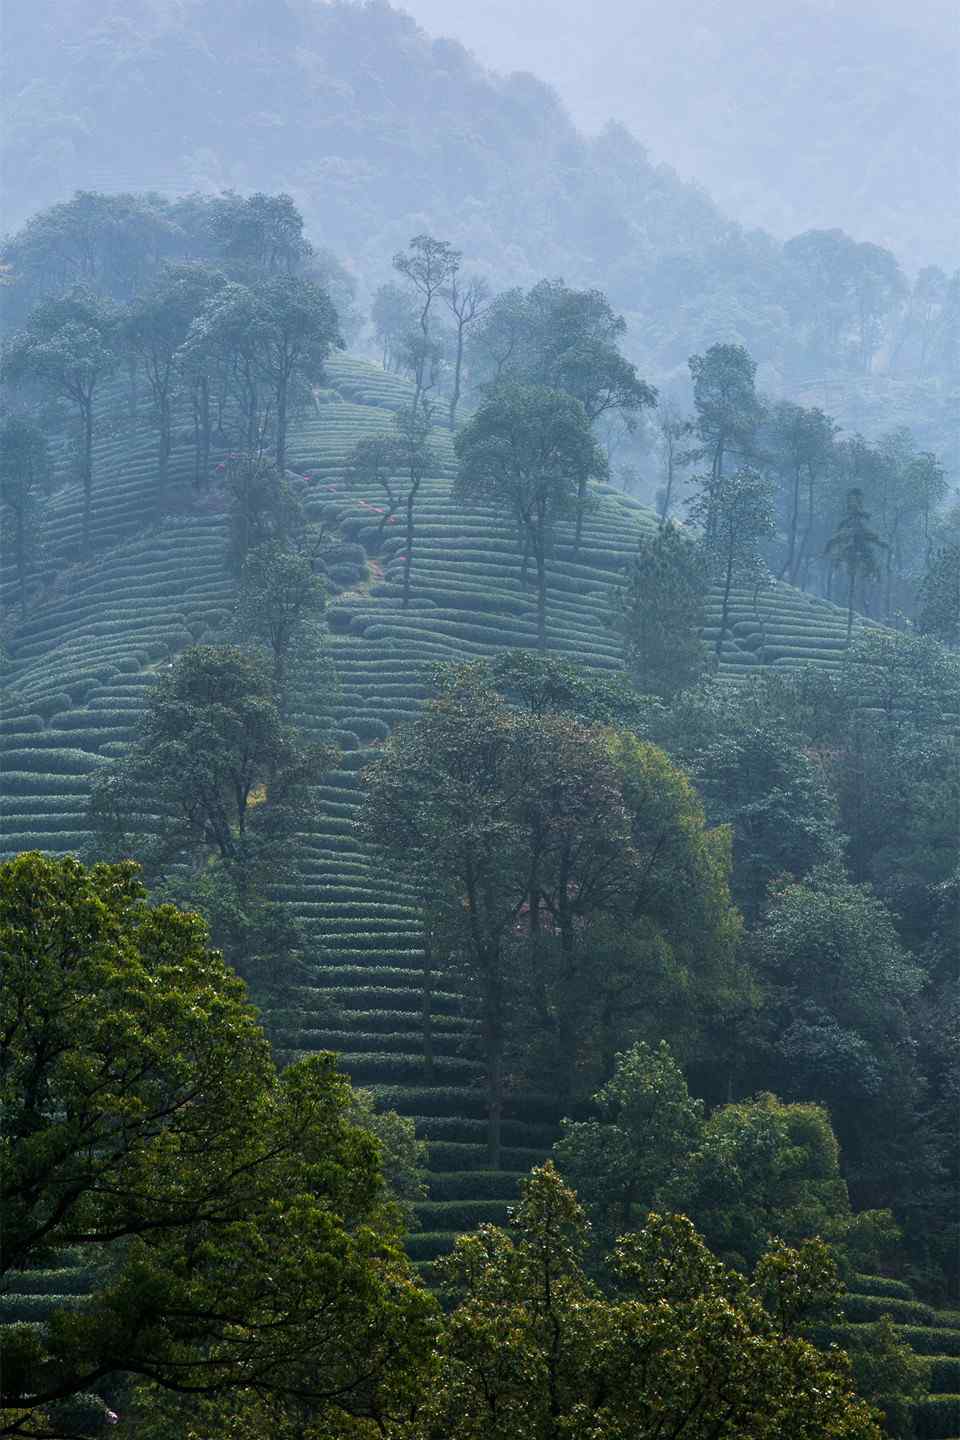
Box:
left=0, top=852, right=437, bottom=1435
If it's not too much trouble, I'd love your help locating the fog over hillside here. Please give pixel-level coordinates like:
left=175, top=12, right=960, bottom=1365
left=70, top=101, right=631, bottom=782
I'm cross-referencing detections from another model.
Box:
left=404, top=0, right=960, bottom=271
left=3, top=0, right=957, bottom=466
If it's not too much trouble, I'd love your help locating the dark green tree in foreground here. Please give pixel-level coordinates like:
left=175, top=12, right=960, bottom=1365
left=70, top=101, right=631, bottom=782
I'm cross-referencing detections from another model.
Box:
left=424, top=1163, right=882, bottom=1440
left=0, top=414, right=49, bottom=614
left=552, top=1042, right=891, bottom=1274
left=613, top=520, right=710, bottom=697
left=0, top=853, right=437, bottom=1437
left=753, top=865, right=928, bottom=1211
left=455, top=385, right=607, bottom=650
left=362, top=666, right=743, bottom=1162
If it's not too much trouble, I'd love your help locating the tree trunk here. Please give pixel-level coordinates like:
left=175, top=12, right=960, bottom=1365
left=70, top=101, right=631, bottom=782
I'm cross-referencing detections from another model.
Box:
left=716, top=547, right=735, bottom=659
left=126, top=354, right=138, bottom=421
left=520, top=529, right=531, bottom=585
left=846, top=567, right=856, bottom=645
left=449, top=325, right=464, bottom=430
left=81, top=401, right=94, bottom=556
left=402, top=488, right=416, bottom=610
left=422, top=931, right=435, bottom=1086
left=573, top=476, right=586, bottom=556
left=275, top=374, right=288, bottom=475
left=780, top=463, right=801, bottom=581
left=16, top=504, right=26, bottom=616
left=483, top=977, right=504, bottom=1169
left=272, top=644, right=288, bottom=717
left=555, top=894, right=578, bottom=1107
left=535, top=533, right=548, bottom=652
left=157, top=393, right=171, bottom=517
left=199, top=377, right=211, bottom=489
left=660, top=444, right=675, bottom=521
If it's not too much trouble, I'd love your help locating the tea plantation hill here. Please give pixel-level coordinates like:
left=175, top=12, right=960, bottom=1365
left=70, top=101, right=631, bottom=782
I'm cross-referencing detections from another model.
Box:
left=3, top=358, right=958, bottom=1437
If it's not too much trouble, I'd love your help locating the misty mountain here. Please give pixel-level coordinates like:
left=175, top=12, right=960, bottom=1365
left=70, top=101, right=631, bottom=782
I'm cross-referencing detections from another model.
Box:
left=403, top=0, right=960, bottom=274
left=2, top=0, right=956, bottom=470
left=0, top=0, right=744, bottom=295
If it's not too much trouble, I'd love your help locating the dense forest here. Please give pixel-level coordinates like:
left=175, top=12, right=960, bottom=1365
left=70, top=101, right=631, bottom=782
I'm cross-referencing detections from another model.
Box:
left=2, top=0, right=958, bottom=469
left=1, top=6, right=959, bottom=1438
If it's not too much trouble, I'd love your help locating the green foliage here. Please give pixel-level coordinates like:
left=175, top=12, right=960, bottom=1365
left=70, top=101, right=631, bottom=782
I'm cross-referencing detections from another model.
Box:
left=89, top=644, right=333, bottom=870
left=347, top=1087, right=429, bottom=1221
left=918, top=541, right=960, bottom=647
left=455, top=384, right=607, bottom=649
left=234, top=538, right=326, bottom=703
left=223, top=452, right=307, bottom=574
left=123, top=260, right=227, bottom=497
left=911, top=1394, right=960, bottom=1439
left=754, top=865, right=929, bottom=1209
left=556, top=1045, right=872, bottom=1275
left=688, top=343, right=763, bottom=481
left=688, top=464, right=776, bottom=656
left=554, top=1041, right=704, bottom=1241
left=0, top=853, right=437, bottom=1432
left=613, top=520, right=710, bottom=697
left=362, top=667, right=743, bottom=1157
left=424, top=1162, right=882, bottom=1439
left=484, top=649, right=652, bottom=728
left=0, top=414, right=49, bottom=614
left=470, top=278, right=656, bottom=423
left=825, top=487, right=889, bottom=641
left=2, top=286, right=117, bottom=554
left=682, top=1093, right=853, bottom=1269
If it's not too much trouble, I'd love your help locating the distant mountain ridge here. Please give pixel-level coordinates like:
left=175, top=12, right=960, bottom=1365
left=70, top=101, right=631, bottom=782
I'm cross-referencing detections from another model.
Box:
left=0, top=0, right=740, bottom=284
left=3, top=0, right=956, bottom=472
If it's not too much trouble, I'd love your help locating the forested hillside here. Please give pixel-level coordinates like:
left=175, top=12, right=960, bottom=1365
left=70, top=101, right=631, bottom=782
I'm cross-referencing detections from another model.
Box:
left=1, top=33, right=958, bottom=1431
left=2, top=0, right=957, bottom=470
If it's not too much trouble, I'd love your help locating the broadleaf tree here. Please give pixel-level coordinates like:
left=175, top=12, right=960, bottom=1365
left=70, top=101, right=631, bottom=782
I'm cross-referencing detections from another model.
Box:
left=0, top=853, right=437, bottom=1437
left=0, top=414, right=49, bottom=613
left=455, top=384, right=607, bottom=650
left=2, top=287, right=117, bottom=555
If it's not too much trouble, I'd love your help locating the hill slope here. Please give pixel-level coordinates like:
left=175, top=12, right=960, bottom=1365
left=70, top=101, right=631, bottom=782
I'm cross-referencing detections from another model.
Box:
left=0, top=355, right=872, bottom=1170
left=4, top=359, right=958, bottom=1435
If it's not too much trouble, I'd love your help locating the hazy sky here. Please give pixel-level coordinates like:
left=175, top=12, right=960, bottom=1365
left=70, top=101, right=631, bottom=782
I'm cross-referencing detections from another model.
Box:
left=399, top=0, right=959, bottom=265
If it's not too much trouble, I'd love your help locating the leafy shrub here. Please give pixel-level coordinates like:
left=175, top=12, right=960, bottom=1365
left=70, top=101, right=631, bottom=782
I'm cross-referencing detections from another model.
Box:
left=342, top=1054, right=481, bottom=1085
left=412, top=1199, right=512, bottom=1231
left=0, top=1293, right=88, bottom=1321
left=0, top=715, right=43, bottom=735
left=853, top=1274, right=917, bottom=1300
left=1, top=749, right=104, bottom=775
left=32, top=693, right=72, bottom=720
left=428, top=1171, right=524, bottom=1201
left=2, top=1267, right=97, bottom=1296
left=842, top=1295, right=936, bottom=1326
left=927, top=1357, right=960, bottom=1393
left=0, top=773, right=91, bottom=797
left=894, top=1327, right=960, bottom=1357
left=345, top=716, right=390, bottom=742
left=404, top=1231, right=455, bottom=1262
left=912, top=1395, right=960, bottom=1438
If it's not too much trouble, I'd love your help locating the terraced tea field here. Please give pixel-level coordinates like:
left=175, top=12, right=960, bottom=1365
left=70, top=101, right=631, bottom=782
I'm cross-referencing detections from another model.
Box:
left=0, top=354, right=880, bottom=1231
left=7, top=357, right=954, bottom=1435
